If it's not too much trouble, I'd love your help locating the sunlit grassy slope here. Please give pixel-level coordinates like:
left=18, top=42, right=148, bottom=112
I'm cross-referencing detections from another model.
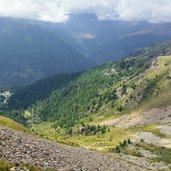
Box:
left=88, top=55, right=171, bottom=123
left=0, top=115, right=29, bottom=132
left=33, top=55, right=171, bottom=152
left=33, top=122, right=164, bottom=152
left=139, top=55, right=171, bottom=110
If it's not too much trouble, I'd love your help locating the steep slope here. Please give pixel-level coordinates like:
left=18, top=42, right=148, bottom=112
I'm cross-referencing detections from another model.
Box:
left=8, top=73, right=80, bottom=109
left=1, top=15, right=171, bottom=88
left=0, top=73, right=80, bottom=125
left=0, top=125, right=151, bottom=171
left=4, top=41, right=171, bottom=128
left=0, top=115, right=29, bottom=132
left=0, top=17, right=95, bottom=88
left=1, top=41, right=171, bottom=169
left=32, top=41, right=171, bottom=126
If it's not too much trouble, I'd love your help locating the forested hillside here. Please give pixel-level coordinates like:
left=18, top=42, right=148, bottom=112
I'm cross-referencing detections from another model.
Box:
left=8, top=73, right=80, bottom=109
left=34, top=41, right=171, bottom=128
left=3, top=41, right=171, bottom=129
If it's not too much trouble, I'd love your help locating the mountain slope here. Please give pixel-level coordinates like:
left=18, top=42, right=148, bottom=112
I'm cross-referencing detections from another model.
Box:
left=65, top=13, right=171, bottom=64
left=0, top=17, right=95, bottom=88
left=4, top=41, right=171, bottom=128
left=33, top=41, right=171, bottom=126
left=1, top=15, right=171, bottom=88
left=1, top=41, right=171, bottom=169
left=8, top=73, right=80, bottom=109
left=0, top=115, right=29, bottom=132
left=0, top=125, right=147, bottom=171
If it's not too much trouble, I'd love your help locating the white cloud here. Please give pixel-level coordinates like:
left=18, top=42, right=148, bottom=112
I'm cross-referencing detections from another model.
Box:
left=115, top=0, right=171, bottom=23
left=0, top=0, right=171, bottom=23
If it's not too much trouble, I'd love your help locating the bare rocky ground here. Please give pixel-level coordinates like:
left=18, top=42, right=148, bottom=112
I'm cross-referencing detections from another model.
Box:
left=132, top=132, right=171, bottom=148
left=101, top=105, right=171, bottom=128
left=108, top=153, right=169, bottom=171
left=0, top=125, right=158, bottom=171
left=101, top=105, right=171, bottom=148
left=98, top=105, right=171, bottom=171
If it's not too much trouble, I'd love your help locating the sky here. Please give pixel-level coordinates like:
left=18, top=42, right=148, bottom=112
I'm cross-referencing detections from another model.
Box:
left=0, top=0, right=171, bottom=23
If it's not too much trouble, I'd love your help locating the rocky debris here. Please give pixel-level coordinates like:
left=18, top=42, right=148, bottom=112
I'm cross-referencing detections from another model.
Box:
left=108, top=153, right=169, bottom=171
left=158, top=124, right=171, bottom=135
left=101, top=105, right=171, bottom=128
left=132, top=132, right=171, bottom=148
left=0, top=125, right=150, bottom=171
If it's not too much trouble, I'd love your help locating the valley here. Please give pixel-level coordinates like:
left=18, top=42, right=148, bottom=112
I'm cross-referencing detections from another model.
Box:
left=0, top=17, right=95, bottom=87
left=1, top=14, right=171, bottom=88
left=1, top=8, right=171, bottom=170
left=1, top=41, right=171, bottom=170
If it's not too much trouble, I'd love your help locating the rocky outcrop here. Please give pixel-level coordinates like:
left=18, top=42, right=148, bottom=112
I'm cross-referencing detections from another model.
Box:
left=0, top=125, right=150, bottom=171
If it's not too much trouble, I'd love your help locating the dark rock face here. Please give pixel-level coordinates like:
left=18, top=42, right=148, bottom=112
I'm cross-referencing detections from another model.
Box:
left=0, top=125, right=144, bottom=171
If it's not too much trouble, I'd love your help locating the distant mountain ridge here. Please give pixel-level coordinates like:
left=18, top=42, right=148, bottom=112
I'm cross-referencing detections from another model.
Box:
left=0, top=17, right=95, bottom=88
left=1, top=14, right=171, bottom=88
left=64, top=13, right=171, bottom=64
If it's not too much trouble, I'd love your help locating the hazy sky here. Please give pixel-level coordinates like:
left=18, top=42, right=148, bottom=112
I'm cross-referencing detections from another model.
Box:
left=0, top=0, right=171, bottom=23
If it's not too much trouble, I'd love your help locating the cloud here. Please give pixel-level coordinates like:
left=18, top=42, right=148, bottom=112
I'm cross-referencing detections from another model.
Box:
left=115, top=0, right=171, bottom=23
left=0, top=0, right=171, bottom=23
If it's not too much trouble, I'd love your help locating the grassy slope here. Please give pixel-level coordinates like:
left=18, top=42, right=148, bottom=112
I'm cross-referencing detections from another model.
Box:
left=33, top=122, right=164, bottom=152
left=119, top=142, right=171, bottom=166
left=33, top=54, right=171, bottom=152
left=139, top=55, right=171, bottom=110
left=30, top=41, right=171, bottom=128
left=3, top=41, right=171, bottom=128
left=88, top=55, right=171, bottom=123
left=0, top=115, right=29, bottom=132
left=2, top=41, right=171, bottom=155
